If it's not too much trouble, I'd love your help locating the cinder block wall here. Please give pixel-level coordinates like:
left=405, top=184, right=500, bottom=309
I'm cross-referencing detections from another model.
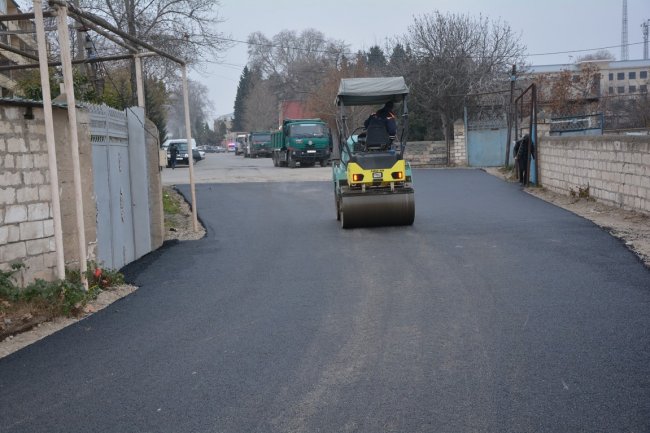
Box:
left=450, top=119, right=467, bottom=166
left=0, top=106, right=57, bottom=284
left=539, top=135, right=650, bottom=215
left=0, top=104, right=97, bottom=285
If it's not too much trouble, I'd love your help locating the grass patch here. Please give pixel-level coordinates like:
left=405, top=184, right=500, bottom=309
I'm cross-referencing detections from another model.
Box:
left=163, top=187, right=181, bottom=214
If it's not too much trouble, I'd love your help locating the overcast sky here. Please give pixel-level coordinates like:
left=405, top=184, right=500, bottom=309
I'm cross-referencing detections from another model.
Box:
left=199, top=0, right=649, bottom=118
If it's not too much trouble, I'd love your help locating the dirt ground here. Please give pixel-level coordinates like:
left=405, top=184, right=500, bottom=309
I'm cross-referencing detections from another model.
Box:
left=2, top=171, right=648, bottom=359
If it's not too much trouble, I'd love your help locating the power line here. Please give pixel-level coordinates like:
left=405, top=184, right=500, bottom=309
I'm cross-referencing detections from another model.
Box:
left=219, top=34, right=646, bottom=61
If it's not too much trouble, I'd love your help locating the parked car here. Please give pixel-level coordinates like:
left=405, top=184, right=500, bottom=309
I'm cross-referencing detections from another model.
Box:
left=214, top=145, right=226, bottom=153
left=162, top=138, right=200, bottom=167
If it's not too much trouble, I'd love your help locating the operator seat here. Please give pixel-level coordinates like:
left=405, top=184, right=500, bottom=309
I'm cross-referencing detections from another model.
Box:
left=364, top=117, right=390, bottom=150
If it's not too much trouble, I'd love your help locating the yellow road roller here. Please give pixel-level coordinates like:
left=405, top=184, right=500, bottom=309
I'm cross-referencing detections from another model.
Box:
left=332, top=77, right=415, bottom=228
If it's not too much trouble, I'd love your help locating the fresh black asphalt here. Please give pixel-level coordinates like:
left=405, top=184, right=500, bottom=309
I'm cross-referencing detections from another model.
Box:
left=1, top=169, right=649, bottom=432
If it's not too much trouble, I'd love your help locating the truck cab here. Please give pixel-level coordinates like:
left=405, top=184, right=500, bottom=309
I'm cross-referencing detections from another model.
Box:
left=271, top=119, right=331, bottom=168
left=246, top=131, right=272, bottom=158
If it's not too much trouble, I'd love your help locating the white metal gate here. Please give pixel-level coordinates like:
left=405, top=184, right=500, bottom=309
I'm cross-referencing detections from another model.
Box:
left=89, top=104, right=152, bottom=270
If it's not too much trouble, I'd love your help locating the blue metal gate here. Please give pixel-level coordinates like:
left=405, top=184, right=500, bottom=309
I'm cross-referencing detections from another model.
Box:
left=464, top=93, right=509, bottom=167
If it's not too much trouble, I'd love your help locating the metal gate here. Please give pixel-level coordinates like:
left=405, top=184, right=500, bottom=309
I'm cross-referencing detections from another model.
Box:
left=464, top=92, right=509, bottom=167
left=89, top=104, right=134, bottom=269
left=89, top=105, right=151, bottom=270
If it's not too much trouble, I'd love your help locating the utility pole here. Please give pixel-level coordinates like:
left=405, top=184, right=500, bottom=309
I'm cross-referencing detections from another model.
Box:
left=643, top=20, right=649, bottom=60
left=621, top=0, right=629, bottom=61
left=505, top=64, right=516, bottom=166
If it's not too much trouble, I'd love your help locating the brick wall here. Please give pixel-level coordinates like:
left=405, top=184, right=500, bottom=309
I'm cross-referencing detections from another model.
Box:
left=539, top=135, right=650, bottom=215
left=0, top=105, right=57, bottom=284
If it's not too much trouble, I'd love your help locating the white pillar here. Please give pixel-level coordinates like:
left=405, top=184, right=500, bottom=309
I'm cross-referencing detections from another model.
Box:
left=135, top=54, right=145, bottom=108
left=33, top=0, right=65, bottom=279
left=182, top=64, right=198, bottom=231
left=56, top=4, right=88, bottom=288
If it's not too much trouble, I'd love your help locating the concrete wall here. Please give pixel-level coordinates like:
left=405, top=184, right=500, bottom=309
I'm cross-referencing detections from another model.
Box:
left=538, top=135, right=650, bottom=215
left=55, top=108, right=96, bottom=268
left=145, top=119, right=164, bottom=252
left=0, top=104, right=95, bottom=284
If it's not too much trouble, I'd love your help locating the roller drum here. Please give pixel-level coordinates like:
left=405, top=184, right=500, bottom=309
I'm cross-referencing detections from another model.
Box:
left=339, top=190, right=414, bottom=228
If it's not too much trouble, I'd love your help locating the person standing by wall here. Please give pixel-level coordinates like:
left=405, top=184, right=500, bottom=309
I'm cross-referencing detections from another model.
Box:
left=514, top=134, right=535, bottom=184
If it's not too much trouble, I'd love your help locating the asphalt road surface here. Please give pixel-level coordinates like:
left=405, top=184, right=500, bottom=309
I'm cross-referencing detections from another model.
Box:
left=1, top=169, right=649, bottom=433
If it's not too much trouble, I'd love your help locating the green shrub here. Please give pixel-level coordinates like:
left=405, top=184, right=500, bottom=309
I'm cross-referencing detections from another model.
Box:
left=0, top=261, right=125, bottom=318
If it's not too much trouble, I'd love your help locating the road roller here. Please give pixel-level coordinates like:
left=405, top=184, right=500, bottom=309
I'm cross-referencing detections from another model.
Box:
left=332, top=77, right=415, bottom=229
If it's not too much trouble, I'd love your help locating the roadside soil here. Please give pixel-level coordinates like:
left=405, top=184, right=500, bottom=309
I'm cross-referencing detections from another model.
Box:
left=2, top=171, right=647, bottom=359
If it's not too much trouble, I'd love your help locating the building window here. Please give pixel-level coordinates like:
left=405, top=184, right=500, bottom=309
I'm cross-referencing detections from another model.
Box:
left=629, top=71, right=636, bottom=80
left=629, top=85, right=636, bottom=93
left=609, top=73, right=614, bottom=80
left=641, top=85, right=648, bottom=93
left=609, top=86, right=614, bottom=94
left=617, top=86, right=625, bottom=94
left=617, top=72, right=625, bottom=80
left=641, top=71, right=648, bottom=79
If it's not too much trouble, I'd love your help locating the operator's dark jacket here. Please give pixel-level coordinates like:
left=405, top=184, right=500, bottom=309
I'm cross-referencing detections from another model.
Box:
left=364, top=106, right=397, bottom=137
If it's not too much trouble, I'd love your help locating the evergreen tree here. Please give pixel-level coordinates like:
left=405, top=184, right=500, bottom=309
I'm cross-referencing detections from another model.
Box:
left=232, top=66, right=252, bottom=131
left=366, top=46, right=387, bottom=74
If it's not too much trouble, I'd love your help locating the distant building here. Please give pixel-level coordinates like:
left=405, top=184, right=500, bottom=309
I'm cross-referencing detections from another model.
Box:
left=215, top=113, right=233, bottom=131
left=0, top=0, right=38, bottom=97
left=525, top=59, right=650, bottom=96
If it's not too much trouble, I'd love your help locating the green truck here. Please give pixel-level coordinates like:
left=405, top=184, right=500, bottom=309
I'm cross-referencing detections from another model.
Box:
left=271, top=119, right=331, bottom=168
left=245, top=131, right=272, bottom=158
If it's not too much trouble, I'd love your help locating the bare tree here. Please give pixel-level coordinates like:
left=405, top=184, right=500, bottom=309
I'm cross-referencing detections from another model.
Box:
left=247, top=29, right=348, bottom=101
left=577, top=50, right=616, bottom=62
left=536, top=63, right=601, bottom=117
left=405, top=11, right=525, bottom=143
left=80, top=0, right=231, bottom=104
left=306, top=53, right=373, bottom=133
left=166, top=79, right=213, bottom=139
left=242, top=77, right=278, bottom=131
